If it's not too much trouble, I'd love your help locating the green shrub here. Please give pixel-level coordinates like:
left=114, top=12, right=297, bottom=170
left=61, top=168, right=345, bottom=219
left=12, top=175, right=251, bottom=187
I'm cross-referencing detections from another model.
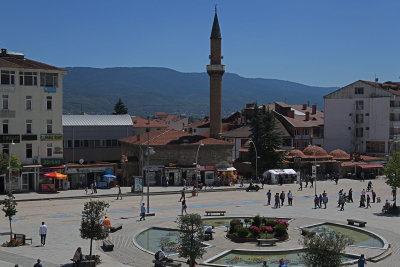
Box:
left=229, top=219, right=242, bottom=234
left=252, top=215, right=262, bottom=227
left=237, top=227, right=250, bottom=238
left=265, top=219, right=275, bottom=227
left=274, top=224, right=287, bottom=238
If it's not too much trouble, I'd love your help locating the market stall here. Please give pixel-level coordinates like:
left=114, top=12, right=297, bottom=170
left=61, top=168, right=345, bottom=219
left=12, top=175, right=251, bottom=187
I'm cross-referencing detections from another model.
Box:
left=263, top=169, right=297, bottom=185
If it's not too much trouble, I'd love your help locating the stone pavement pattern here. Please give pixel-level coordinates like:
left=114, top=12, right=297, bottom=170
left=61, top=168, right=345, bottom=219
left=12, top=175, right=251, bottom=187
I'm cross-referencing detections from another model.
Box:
left=0, top=179, right=399, bottom=266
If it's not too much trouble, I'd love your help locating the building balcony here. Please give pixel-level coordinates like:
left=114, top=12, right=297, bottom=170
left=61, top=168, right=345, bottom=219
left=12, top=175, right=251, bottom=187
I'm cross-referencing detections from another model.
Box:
left=0, top=86, right=15, bottom=93
left=390, top=107, right=400, bottom=113
left=206, top=65, right=225, bottom=73
left=0, top=109, right=16, bottom=118
left=390, top=121, right=400, bottom=127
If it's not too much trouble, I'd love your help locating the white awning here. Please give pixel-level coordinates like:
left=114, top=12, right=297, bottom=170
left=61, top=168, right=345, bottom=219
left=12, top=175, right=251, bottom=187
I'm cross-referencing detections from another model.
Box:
left=217, top=167, right=236, bottom=171
left=265, top=169, right=296, bottom=175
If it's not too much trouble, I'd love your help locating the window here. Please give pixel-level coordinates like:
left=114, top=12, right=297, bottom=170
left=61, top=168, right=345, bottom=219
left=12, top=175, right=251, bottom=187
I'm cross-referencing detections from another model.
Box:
left=40, top=73, right=58, bottom=87
left=74, top=140, right=80, bottom=148
left=2, top=95, right=8, bottom=110
left=47, top=143, right=52, bottom=157
left=356, top=114, right=364, bottom=123
left=26, top=120, right=32, bottom=134
left=366, top=141, right=385, bottom=153
left=2, top=120, right=8, bottom=134
left=2, top=144, right=9, bottom=155
left=46, top=96, right=52, bottom=110
left=67, top=140, right=72, bottom=148
left=0, top=71, right=15, bottom=85
left=303, top=129, right=309, bottom=136
left=356, top=127, right=363, bottom=137
left=19, top=72, right=38, bottom=86
left=46, top=120, right=52, bottom=134
left=356, top=100, right=364, bottom=110
left=355, top=87, right=364, bottom=94
left=26, top=144, right=32, bottom=158
left=25, top=96, right=32, bottom=110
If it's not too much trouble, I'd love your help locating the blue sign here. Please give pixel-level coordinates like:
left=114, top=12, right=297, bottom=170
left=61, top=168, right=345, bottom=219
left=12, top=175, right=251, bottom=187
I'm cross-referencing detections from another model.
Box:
left=44, top=87, right=56, bottom=93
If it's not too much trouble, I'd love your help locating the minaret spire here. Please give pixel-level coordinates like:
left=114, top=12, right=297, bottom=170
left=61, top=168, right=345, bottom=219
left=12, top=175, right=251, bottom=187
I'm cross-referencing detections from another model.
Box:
left=207, top=8, right=225, bottom=139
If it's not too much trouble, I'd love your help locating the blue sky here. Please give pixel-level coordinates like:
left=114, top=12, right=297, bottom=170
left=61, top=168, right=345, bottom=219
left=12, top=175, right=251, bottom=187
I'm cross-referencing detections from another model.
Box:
left=1, top=0, right=399, bottom=87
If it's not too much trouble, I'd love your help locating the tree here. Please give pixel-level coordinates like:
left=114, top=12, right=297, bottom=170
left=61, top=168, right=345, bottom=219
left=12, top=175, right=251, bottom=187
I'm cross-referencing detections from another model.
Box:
left=249, top=105, right=284, bottom=176
left=80, top=200, right=110, bottom=257
left=1, top=191, right=17, bottom=241
left=0, top=152, right=21, bottom=176
left=384, top=151, right=400, bottom=206
left=301, top=230, right=353, bottom=267
left=113, top=98, right=128, bottom=115
left=177, top=214, right=206, bottom=267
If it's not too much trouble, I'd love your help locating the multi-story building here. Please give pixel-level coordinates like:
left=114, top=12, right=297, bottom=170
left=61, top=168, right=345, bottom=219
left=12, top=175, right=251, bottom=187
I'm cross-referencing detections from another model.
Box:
left=0, top=48, right=66, bottom=192
left=62, top=114, right=133, bottom=163
left=324, top=80, right=399, bottom=155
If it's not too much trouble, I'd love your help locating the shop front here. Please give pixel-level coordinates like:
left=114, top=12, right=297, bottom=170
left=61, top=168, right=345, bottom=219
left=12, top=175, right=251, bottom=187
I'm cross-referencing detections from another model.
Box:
left=216, top=167, right=237, bottom=186
left=200, top=165, right=216, bottom=185
left=65, top=163, right=117, bottom=189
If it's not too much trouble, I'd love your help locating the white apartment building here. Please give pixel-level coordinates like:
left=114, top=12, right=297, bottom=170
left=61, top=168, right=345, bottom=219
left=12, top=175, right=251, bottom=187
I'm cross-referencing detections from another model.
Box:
left=0, top=48, right=66, bottom=192
left=324, top=80, right=399, bottom=155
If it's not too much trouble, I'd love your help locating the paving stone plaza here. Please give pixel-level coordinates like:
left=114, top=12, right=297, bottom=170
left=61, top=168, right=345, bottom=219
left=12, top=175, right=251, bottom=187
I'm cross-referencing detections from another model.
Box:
left=0, top=178, right=399, bottom=267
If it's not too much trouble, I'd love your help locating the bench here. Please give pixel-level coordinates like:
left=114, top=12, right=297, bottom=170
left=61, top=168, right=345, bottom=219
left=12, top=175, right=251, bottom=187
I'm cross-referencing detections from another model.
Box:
left=110, top=223, right=123, bottom=233
left=257, top=238, right=278, bottom=246
left=13, top=234, right=32, bottom=245
left=70, top=259, right=96, bottom=267
left=152, top=260, right=182, bottom=267
left=205, top=210, right=226, bottom=216
left=103, top=239, right=114, bottom=251
left=347, top=219, right=367, bottom=227
left=301, top=228, right=316, bottom=237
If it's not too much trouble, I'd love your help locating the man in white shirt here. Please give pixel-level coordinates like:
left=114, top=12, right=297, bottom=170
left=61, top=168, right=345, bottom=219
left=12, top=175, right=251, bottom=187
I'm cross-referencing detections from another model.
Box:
left=39, top=222, right=47, bottom=246
left=204, top=225, right=215, bottom=240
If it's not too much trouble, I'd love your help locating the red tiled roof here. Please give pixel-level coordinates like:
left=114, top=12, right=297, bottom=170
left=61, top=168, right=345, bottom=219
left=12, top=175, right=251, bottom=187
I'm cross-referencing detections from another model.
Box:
left=0, top=56, right=65, bottom=71
left=155, top=112, right=168, bottom=117
left=329, top=149, right=350, bottom=160
left=119, top=129, right=231, bottom=146
left=360, top=155, right=382, bottom=161
left=131, top=117, right=167, bottom=128
left=358, top=164, right=384, bottom=169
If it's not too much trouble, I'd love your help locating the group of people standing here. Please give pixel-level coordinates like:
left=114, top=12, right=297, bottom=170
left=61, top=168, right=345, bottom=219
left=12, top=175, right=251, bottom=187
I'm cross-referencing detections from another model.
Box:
left=266, top=190, right=294, bottom=208
left=314, top=191, right=329, bottom=209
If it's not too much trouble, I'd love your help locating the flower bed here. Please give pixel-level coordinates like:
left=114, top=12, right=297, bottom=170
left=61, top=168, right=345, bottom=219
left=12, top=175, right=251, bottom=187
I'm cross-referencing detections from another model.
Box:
left=227, top=216, right=289, bottom=242
left=2, top=238, right=22, bottom=247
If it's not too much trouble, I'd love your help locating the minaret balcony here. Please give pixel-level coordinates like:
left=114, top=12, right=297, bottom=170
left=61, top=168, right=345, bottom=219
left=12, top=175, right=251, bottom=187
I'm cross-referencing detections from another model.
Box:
left=207, top=65, right=225, bottom=72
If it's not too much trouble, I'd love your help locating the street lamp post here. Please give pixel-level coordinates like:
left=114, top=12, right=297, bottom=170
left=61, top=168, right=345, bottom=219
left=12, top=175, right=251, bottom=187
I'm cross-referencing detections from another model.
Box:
left=145, top=117, right=155, bottom=214
left=194, top=143, right=204, bottom=184
left=249, top=141, right=258, bottom=181
left=8, top=140, right=15, bottom=193
left=308, top=144, right=318, bottom=196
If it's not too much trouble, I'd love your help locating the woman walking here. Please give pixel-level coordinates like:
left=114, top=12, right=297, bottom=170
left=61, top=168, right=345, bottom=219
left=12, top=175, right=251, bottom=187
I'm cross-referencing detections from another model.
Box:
left=181, top=199, right=187, bottom=215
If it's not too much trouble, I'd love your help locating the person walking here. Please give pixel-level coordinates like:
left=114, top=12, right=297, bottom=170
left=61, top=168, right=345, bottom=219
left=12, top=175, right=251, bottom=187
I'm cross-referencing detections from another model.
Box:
left=371, top=190, right=376, bottom=203
left=366, top=194, right=371, bottom=208
left=314, top=195, right=319, bottom=209
left=340, top=195, right=345, bottom=211
left=179, top=187, right=185, bottom=202
left=39, top=222, right=47, bottom=246
left=348, top=188, right=353, bottom=203
left=90, top=182, right=94, bottom=194
left=274, top=193, right=280, bottom=208
left=139, top=203, right=146, bottom=221
left=93, top=183, right=97, bottom=194
left=305, top=176, right=309, bottom=188
left=267, top=190, right=271, bottom=205
left=84, top=186, right=88, bottom=195
left=279, top=258, right=287, bottom=267
left=299, top=179, right=303, bottom=191
left=33, top=259, right=42, bottom=267
left=323, top=194, right=328, bottom=209
left=288, top=190, right=293, bottom=206
left=116, top=185, right=122, bottom=200
left=181, top=199, right=187, bottom=215
left=165, top=176, right=169, bottom=187
left=310, top=177, right=314, bottom=188
left=357, top=254, right=367, bottom=267
left=261, top=177, right=265, bottom=189
left=280, top=191, right=285, bottom=206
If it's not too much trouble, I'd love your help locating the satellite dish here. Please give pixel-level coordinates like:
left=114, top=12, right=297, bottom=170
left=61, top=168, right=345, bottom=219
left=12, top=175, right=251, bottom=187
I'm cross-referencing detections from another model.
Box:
left=79, top=158, right=84, bottom=165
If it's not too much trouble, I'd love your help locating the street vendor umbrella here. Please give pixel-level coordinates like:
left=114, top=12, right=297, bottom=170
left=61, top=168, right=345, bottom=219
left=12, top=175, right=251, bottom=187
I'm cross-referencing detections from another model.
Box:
left=103, top=174, right=116, bottom=178
left=44, top=172, right=67, bottom=179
